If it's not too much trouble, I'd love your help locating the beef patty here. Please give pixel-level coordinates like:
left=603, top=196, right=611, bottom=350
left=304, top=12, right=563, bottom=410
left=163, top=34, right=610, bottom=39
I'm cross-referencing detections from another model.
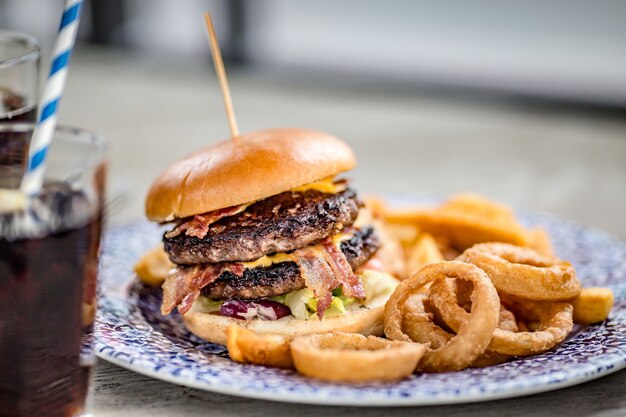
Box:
left=164, top=188, right=360, bottom=265
left=201, top=226, right=380, bottom=300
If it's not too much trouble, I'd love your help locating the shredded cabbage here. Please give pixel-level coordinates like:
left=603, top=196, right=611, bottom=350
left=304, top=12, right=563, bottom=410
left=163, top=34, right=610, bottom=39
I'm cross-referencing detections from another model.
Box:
left=196, top=269, right=398, bottom=319
left=195, top=297, right=223, bottom=313
left=284, top=288, right=351, bottom=320
left=360, top=269, right=398, bottom=306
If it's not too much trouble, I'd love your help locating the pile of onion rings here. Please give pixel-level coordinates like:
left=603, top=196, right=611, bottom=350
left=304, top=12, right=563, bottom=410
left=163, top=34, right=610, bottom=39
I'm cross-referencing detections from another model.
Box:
left=383, top=242, right=596, bottom=371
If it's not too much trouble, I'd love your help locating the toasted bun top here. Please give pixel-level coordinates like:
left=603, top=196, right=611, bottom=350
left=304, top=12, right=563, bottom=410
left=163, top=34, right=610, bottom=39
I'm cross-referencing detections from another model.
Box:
left=145, top=128, right=356, bottom=222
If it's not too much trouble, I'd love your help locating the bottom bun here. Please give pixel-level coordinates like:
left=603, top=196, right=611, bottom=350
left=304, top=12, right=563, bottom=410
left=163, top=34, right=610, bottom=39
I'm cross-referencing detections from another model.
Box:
left=183, top=305, right=385, bottom=346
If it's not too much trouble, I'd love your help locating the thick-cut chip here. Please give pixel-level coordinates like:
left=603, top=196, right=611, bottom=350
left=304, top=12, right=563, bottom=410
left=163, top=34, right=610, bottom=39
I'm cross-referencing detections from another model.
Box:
left=434, top=236, right=461, bottom=261
left=460, top=243, right=581, bottom=301
left=385, top=222, right=421, bottom=249
left=380, top=194, right=530, bottom=250
left=226, top=325, right=294, bottom=369
left=290, top=332, right=427, bottom=382
left=363, top=195, right=388, bottom=220
left=405, top=233, right=444, bottom=276
left=527, top=227, right=555, bottom=258
left=409, top=210, right=529, bottom=251
left=134, top=246, right=174, bottom=287
left=571, top=287, right=614, bottom=324
left=384, top=261, right=500, bottom=371
left=441, top=193, right=516, bottom=222
left=370, top=218, right=409, bottom=278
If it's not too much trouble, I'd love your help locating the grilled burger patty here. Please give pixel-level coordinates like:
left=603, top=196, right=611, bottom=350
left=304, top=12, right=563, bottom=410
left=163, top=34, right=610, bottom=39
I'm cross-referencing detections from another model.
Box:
left=201, top=226, right=380, bottom=300
left=164, top=188, right=360, bottom=265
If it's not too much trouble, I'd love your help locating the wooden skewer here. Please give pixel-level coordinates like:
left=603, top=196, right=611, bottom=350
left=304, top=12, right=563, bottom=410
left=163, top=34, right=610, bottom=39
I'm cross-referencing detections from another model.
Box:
left=203, top=12, right=239, bottom=138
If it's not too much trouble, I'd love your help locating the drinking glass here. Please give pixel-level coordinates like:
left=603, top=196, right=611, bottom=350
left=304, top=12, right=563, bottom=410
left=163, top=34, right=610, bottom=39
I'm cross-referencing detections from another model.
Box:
left=0, top=31, right=40, bottom=188
left=0, top=123, right=107, bottom=417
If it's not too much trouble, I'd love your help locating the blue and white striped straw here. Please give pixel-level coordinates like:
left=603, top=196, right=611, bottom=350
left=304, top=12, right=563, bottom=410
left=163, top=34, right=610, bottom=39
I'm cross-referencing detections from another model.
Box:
left=21, top=0, right=83, bottom=195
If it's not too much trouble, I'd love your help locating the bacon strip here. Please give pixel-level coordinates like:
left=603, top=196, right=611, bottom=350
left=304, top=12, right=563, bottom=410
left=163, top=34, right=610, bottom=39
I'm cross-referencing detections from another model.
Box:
left=229, top=263, right=245, bottom=277
left=292, top=247, right=338, bottom=319
left=161, top=264, right=225, bottom=315
left=321, top=238, right=365, bottom=299
left=164, top=205, right=248, bottom=239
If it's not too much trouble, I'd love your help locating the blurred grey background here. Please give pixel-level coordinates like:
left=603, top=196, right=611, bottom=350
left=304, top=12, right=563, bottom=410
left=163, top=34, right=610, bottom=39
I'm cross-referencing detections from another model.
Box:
left=3, top=0, right=626, bottom=106
left=1, top=0, right=625, bottom=239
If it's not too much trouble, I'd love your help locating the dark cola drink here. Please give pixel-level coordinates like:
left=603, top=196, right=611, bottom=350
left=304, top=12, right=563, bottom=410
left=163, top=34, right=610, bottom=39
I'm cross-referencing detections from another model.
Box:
left=0, top=183, right=101, bottom=417
left=0, top=90, right=37, bottom=188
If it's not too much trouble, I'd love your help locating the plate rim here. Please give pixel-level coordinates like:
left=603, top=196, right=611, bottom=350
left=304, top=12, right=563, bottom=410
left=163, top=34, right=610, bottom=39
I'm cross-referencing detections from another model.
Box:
left=95, top=211, right=626, bottom=406
left=95, top=347, right=626, bottom=406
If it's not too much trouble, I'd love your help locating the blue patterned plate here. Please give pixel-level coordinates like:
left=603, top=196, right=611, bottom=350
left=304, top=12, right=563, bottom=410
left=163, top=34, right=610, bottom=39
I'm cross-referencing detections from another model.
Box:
left=95, top=211, right=626, bottom=406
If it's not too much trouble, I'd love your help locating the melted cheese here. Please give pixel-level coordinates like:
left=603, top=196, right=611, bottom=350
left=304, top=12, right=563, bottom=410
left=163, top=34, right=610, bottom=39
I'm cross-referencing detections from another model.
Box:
left=290, top=177, right=347, bottom=194
left=331, top=232, right=352, bottom=245
left=240, top=252, right=295, bottom=269
left=236, top=230, right=354, bottom=270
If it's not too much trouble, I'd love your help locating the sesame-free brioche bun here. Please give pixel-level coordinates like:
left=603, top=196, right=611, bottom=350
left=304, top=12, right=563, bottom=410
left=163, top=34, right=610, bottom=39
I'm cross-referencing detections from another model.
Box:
left=145, top=128, right=356, bottom=222
left=182, top=270, right=398, bottom=346
left=182, top=303, right=384, bottom=346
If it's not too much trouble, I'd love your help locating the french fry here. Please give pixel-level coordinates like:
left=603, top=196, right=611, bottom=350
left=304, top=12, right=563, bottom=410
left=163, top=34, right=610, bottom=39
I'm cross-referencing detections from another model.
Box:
left=571, top=287, right=614, bottom=324
left=134, top=246, right=174, bottom=287
left=442, top=193, right=516, bottom=222
left=369, top=218, right=407, bottom=278
left=363, top=195, right=388, bottom=220
left=527, top=227, right=555, bottom=258
left=433, top=236, right=461, bottom=261
left=385, top=222, right=421, bottom=249
left=226, top=325, right=294, bottom=369
left=405, top=233, right=444, bottom=276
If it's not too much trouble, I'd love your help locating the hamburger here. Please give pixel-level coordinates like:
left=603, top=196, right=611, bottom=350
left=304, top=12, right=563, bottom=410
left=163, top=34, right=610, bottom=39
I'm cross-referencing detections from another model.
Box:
left=145, top=128, right=398, bottom=345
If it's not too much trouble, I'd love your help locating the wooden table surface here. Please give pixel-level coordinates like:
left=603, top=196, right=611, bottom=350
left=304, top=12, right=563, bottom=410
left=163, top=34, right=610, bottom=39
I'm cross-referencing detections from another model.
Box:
left=62, top=49, right=626, bottom=417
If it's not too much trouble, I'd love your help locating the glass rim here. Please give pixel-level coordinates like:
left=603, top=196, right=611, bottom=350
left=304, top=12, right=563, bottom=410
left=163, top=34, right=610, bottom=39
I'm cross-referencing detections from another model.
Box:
left=0, top=122, right=107, bottom=169
left=0, top=30, right=41, bottom=69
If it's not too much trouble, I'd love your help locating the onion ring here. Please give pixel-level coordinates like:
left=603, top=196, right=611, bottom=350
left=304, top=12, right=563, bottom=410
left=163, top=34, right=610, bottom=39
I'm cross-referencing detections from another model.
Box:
left=497, top=303, right=519, bottom=332
left=399, top=292, right=453, bottom=349
left=400, top=291, right=512, bottom=367
left=429, top=280, right=574, bottom=356
left=460, top=243, right=581, bottom=301
left=384, top=261, right=500, bottom=371
left=428, top=279, right=515, bottom=362
left=290, top=332, right=427, bottom=382
left=430, top=279, right=518, bottom=331
left=516, top=320, right=531, bottom=332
